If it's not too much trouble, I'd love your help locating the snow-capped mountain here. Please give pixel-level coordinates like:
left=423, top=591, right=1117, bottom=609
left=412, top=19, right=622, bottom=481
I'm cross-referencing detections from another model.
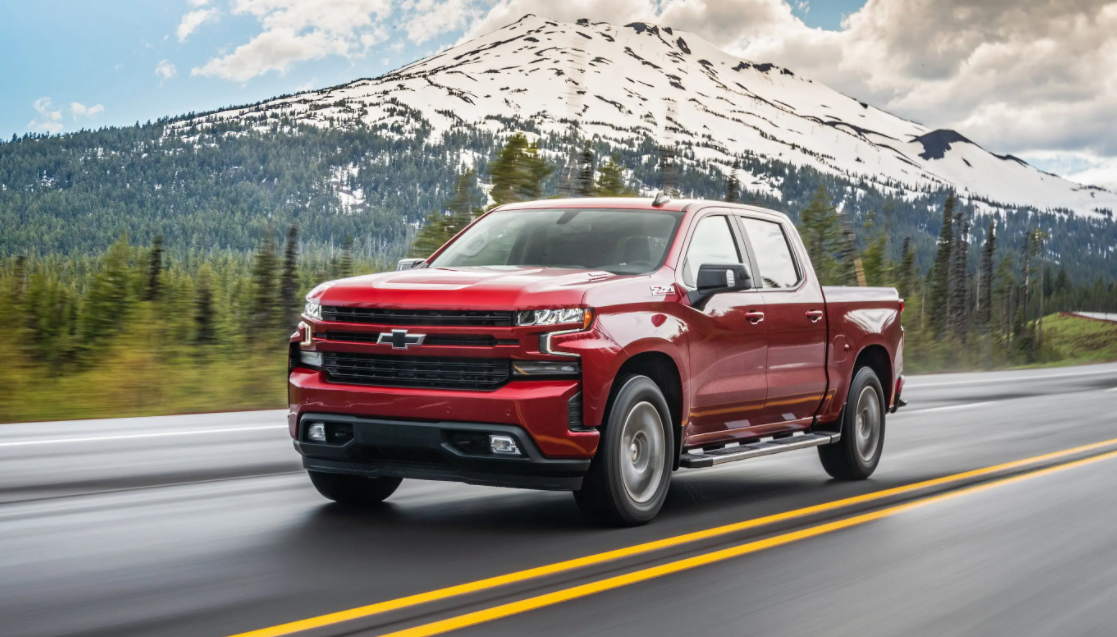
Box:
left=182, top=14, right=1116, bottom=218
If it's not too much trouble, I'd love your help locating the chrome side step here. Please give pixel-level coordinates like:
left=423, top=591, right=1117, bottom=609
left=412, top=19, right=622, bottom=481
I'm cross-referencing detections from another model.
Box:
left=679, top=432, right=841, bottom=469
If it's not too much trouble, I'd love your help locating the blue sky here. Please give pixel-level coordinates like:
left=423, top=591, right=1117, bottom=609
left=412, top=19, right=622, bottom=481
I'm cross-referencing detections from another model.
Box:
left=0, top=0, right=865, bottom=140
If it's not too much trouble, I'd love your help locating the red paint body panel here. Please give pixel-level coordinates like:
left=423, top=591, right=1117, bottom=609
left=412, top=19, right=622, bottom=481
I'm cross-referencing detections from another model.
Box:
left=289, top=369, right=596, bottom=457
left=289, top=198, right=903, bottom=470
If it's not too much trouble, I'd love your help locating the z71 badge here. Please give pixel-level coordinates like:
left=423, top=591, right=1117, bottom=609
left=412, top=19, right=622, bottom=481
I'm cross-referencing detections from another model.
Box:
left=650, top=285, right=674, bottom=296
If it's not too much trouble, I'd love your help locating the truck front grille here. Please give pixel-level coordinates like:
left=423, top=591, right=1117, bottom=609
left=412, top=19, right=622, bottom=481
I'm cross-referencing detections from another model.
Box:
left=323, top=352, right=511, bottom=391
left=323, top=332, right=518, bottom=347
left=321, top=307, right=513, bottom=327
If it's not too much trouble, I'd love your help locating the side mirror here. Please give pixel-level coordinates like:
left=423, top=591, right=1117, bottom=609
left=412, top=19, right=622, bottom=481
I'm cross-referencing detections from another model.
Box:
left=396, top=258, right=427, bottom=271
left=688, top=263, right=753, bottom=308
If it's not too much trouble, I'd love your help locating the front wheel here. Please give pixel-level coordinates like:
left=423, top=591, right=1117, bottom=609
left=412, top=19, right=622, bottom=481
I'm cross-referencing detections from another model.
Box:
left=308, top=471, right=402, bottom=505
left=574, top=375, right=674, bottom=526
left=818, top=366, right=886, bottom=480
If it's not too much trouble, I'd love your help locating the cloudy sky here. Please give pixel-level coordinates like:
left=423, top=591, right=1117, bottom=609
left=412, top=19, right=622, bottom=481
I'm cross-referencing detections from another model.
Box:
left=3, top=0, right=1116, bottom=188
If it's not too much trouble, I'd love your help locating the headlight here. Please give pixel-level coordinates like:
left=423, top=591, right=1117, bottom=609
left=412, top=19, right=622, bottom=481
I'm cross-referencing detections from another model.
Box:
left=512, top=361, right=581, bottom=377
left=304, top=299, right=322, bottom=320
left=515, top=308, right=593, bottom=328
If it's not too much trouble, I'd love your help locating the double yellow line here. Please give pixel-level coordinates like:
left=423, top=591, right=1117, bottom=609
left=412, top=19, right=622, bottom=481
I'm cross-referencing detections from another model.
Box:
left=232, top=437, right=1117, bottom=637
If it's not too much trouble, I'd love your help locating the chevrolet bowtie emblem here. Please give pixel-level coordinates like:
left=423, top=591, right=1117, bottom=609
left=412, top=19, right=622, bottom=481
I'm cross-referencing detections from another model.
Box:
left=377, top=329, right=426, bottom=349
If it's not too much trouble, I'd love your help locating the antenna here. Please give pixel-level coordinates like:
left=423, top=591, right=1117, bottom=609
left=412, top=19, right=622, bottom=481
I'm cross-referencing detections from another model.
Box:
left=652, top=191, right=671, bottom=207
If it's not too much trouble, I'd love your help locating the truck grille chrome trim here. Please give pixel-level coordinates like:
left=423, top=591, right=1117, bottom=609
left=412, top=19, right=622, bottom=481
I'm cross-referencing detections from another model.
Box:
left=320, top=307, right=513, bottom=327
left=321, top=332, right=517, bottom=348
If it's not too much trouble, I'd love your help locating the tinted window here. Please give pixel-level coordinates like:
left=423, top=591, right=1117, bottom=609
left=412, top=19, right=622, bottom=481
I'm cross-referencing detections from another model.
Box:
left=682, top=216, right=742, bottom=287
left=740, top=218, right=800, bottom=289
left=429, top=209, right=683, bottom=275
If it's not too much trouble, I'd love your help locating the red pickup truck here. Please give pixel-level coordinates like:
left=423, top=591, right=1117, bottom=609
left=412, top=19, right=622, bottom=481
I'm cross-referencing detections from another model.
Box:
left=289, top=197, right=904, bottom=525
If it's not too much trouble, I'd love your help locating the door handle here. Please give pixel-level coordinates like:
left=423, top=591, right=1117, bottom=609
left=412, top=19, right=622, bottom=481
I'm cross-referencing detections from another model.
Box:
left=806, top=310, right=824, bottom=323
left=745, top=310, right=765, bottom=324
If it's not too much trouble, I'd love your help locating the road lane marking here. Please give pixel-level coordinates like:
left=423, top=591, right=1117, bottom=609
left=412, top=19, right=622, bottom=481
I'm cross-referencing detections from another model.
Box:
left=227, top=436, right=1117, bottom=637
left=378, top=448, right=1117, bottom=637
left=0, top=471, right=305, bottom=508
left=897, top=401, right=997, bottom=415
left=0, top=425, right=288, bottom=448
left=906, top=367, right=1117, bottom=389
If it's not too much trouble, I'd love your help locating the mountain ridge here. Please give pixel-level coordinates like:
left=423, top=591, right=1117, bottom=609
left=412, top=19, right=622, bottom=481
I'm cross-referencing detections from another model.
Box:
left=175, top=14, right=1116, bottom=218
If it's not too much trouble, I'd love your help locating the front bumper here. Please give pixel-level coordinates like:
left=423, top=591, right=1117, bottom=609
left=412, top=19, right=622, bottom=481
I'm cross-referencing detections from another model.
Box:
left=295, top=412, right=591, bottom=490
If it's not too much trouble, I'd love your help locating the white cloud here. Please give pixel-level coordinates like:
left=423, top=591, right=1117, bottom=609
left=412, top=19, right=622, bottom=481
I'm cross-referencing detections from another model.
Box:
left=403, top=0, right=476, bottom=44
left=178, top=8, right=219, bottom=41
left=155, top=59, right=178, bottom=80
left=192, top=0, right=392, bottom=81
left=70, top=102, right=105, bottom=120
left=1022, top=150, right=1117, bottom=191
left=188, top=0, right=210, bottom=5
left=27, top=98, right=65, bottom=133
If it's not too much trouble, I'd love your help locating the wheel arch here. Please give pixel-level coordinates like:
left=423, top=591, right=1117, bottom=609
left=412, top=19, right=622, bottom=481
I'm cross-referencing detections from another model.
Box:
left=606, top=350, right=685, bottom=470
left=853, top=344, right=893, bottom=407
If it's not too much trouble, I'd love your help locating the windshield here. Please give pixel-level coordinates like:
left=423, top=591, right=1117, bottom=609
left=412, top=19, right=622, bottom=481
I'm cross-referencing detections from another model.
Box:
left=429, top=209, right=684, bottom=275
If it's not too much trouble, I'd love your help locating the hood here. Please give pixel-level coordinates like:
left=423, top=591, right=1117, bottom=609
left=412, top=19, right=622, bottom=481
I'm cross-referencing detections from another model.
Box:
left=309, top=266, right=621, bottom=310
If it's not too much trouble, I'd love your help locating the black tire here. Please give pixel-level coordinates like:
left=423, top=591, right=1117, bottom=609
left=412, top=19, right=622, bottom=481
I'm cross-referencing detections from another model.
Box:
left=574, top=375, right=674, bottom=526
left=308, top=471, right=403, bottom=505
left=819, top=366, right=886, bottom=480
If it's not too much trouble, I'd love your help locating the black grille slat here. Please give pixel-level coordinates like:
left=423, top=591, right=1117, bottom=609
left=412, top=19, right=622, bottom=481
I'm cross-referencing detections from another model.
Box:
left=324, top=352, right=511, bottom=391
left=321, top=307, right=513, bottom=327
left=322, top=332, right=517, bottom=348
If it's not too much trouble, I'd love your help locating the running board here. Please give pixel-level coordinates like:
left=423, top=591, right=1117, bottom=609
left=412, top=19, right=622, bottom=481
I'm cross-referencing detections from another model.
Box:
left=679, top=432, right=841, bottom=469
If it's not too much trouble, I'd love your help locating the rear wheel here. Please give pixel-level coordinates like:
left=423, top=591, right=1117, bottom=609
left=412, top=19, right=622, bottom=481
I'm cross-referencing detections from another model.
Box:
left=574, top=375, right=674, bottom=526
left=308, top=471, right=402, bottom=505
left=819, top=366, right=886, bottom=480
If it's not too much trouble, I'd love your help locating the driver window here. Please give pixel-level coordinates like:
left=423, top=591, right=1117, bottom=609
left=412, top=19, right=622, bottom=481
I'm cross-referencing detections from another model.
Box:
left=682, top=215, right=742, bottom=287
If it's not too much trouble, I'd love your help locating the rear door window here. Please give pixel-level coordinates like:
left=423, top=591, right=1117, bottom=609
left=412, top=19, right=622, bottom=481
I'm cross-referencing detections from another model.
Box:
left=739, top=218, right=801, bottom=289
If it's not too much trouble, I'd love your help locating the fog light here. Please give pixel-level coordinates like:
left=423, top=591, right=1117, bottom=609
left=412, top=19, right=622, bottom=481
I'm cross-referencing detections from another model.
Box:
left=299, top=350, right=324, bottom=368
left=512, top=361, right=581, bottom=377
left=307, top=423, right=326, bottom=442
left=490, top=434, right=520, bottom=455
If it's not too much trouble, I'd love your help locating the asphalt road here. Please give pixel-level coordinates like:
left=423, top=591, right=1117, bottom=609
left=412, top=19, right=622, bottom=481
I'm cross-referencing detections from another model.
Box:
left=2, top=363, right=1117, bottom=637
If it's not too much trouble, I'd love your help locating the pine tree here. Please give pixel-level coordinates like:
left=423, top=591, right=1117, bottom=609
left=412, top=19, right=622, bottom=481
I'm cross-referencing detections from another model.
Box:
left=337, top=238, right=354, bottom=279
left=838, top=222, right=863, bottom=286
left=556, top=125, right=582, bottom=197
left=950, top=207, right=970, bottom=339
left=978, top=220, right=996, bottom=325
left=250, top=233, right=280, bottom=335
left=658, top=143, right=677, bottom=197
left=796, top=186, right=843, bottom=284
left=859, top=209, right=889, bottom=287
left=1032, top=229, right=1049, bottom=348
left=595, top=155, right=634, bottom=197
left=80, top=235, right=133, bottom=351
left=725, top=160, right=740, bottom=203
left=489, top=133, right=531, bottom=206
left=194, top=264, right=215, bottom=345
left=575, top=139, right=595, bottom=197
left=144, top=235, right=163, bottom=301
left=489, top=134, right=553, bottom=205
left=1019, top=232, right=1033, bottom=355
left=280, top=223, right=300, bottom=331
left=897, top=237, right=915, bottom=300
left=410, top=169, right=480, bottom=258
left=523, top=141, right=553, bottom=201
left=929, top=195, right=955, bottom=337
